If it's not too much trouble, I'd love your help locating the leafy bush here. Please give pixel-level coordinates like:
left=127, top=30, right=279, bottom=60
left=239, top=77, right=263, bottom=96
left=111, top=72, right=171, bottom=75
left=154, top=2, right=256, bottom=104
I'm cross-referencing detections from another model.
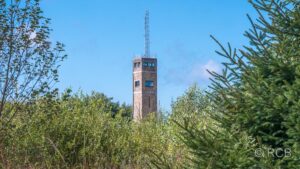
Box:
left=0, top=90, right=188, bottom=168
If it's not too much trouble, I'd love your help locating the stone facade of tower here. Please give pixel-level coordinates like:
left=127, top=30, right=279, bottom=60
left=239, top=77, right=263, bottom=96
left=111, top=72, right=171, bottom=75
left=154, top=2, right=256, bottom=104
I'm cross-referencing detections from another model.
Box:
left=133, top=57, right=157, bottom=121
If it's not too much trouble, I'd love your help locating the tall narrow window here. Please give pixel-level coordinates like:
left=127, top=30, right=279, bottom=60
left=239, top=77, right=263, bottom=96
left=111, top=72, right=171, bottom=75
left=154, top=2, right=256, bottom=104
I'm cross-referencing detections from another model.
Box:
left=135, top=80, right=140, bottom=87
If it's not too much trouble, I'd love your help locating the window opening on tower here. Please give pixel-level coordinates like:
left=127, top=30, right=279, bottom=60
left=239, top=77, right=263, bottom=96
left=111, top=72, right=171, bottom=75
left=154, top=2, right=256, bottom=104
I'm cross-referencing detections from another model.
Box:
left=135, top=80, right=140, bottom=87
left=145, top=80, right=154, bottom=87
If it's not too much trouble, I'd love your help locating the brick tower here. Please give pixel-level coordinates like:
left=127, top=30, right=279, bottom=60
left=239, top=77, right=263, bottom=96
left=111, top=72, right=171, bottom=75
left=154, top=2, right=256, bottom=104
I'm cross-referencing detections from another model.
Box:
left=133, top=11, right=157, bottom=121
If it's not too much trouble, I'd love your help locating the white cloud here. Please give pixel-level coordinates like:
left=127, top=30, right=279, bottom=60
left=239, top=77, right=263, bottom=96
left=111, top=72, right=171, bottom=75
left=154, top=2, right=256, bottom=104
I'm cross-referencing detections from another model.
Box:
left=162, top=42, right=222, bottom=86
left=188, top=60, right=221, bottom=81
left=163, top=59, right=222, bottom=86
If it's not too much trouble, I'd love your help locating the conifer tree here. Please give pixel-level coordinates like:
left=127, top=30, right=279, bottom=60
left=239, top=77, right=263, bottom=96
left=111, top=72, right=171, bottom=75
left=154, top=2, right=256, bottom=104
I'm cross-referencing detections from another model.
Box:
left=206, top=0, right=300, bottom=167
left=176, top=0, right=300, bottom=168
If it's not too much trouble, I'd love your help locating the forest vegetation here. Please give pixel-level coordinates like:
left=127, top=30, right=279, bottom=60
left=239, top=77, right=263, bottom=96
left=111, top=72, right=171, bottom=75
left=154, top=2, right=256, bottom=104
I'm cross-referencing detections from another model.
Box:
left=0, top=0, right=300, bottom=168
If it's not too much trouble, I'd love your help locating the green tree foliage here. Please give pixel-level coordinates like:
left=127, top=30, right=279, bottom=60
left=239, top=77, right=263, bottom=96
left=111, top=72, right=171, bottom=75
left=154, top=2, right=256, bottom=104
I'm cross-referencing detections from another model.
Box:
left=169, top=85, right=271, bottom=168
left=1, top=90, right=132, bottom=168
left=0, top=90, right=188, bottom=168
left=168, top=1, right=300, bottom=168
left=177, top=124, right=273, bottom=169
left=133, top=114, right=184, bottom=169
left=170, top=85, right=216, bottom=168
left=204, top=0, right=300, bottom=167
left=0, top=0, right=66, bottom=129
left=2, top=0, right=299, bottom=168
left=170, top=84, right=209, bottom=125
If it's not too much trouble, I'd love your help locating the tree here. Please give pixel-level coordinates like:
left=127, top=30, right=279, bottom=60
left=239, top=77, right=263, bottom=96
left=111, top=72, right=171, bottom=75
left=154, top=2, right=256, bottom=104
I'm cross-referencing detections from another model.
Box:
left=207, top=0, right=300, bottom=167
left=170, top=85, right=232, bottom=169
left=170, top=84, right=210, bottom=127
left=0, top=0, right=66, bottom=128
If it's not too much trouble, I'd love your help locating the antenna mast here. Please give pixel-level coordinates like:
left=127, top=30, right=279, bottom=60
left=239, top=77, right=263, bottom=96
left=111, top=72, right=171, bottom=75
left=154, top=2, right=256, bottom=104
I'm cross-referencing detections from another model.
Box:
left=144, top=10, right=150, bottom=57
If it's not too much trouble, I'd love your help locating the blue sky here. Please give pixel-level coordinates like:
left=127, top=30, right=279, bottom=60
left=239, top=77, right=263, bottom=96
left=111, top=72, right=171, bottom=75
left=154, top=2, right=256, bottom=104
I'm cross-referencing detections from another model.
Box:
left=41, top=0, right=257, bottom=111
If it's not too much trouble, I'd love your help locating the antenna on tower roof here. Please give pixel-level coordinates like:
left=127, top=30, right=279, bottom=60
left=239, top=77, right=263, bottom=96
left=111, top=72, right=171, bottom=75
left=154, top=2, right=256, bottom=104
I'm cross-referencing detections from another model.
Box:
left=144, top=10, right=150, bottom=58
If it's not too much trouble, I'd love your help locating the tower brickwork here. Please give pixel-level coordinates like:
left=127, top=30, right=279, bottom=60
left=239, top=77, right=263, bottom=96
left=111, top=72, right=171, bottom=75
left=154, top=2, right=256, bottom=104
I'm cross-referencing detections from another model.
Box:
left=133, top=57, right=157, bottom=120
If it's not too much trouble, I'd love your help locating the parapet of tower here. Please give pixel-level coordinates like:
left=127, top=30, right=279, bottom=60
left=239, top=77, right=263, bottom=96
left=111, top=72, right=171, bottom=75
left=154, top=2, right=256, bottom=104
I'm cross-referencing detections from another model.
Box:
left=132, top=10, right=157, bottom=121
